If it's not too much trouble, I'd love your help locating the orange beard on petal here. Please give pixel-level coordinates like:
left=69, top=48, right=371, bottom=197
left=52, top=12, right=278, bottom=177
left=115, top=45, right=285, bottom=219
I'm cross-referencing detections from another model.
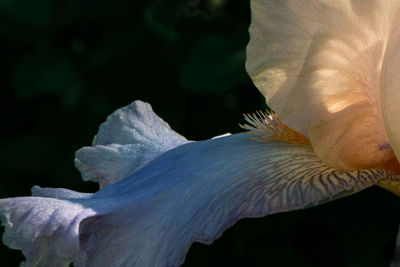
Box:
left=240, top=111, right=311, bottom=146
left=241, top=110, right=400, bottom=175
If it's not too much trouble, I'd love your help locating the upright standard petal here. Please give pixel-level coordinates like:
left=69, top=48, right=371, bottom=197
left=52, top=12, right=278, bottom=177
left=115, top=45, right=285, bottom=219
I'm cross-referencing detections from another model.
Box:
left=247, top=0, right=400, bottom=171
left=381, top=8, right=400, bottom=166
left=75, top=101, right=189, bottom=188
left=2, top=133, right=399, bottom=266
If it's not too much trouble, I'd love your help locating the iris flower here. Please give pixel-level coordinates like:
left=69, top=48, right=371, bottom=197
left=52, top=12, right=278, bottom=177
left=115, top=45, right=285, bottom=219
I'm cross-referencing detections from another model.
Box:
left=2, top=0, right=400, bottom=266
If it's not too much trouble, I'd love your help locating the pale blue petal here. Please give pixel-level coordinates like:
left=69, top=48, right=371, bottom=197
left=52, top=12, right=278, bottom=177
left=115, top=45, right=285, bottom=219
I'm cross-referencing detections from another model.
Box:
left=75, top=144, right=169, bottom=188
left=31, top=186, right=92, bottom=199
left=92, top=100, right=187, bottom=147
left=83, top=133, right=398, bottom=266
left=75, top=100, right=189, bottom=188
left=0, top=197, right=96, bottom=266
left=1, top=134, right=397, bottom=266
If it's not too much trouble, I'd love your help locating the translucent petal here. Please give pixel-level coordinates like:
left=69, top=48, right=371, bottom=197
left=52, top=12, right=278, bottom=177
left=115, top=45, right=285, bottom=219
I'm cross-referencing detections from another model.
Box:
left=75, top=101, right=189, bottom=188
left=381, top=10, right=400, bottom=167
left=1, top=134, right=398, bottom=266
left=247, top=0, right=400, bottom=170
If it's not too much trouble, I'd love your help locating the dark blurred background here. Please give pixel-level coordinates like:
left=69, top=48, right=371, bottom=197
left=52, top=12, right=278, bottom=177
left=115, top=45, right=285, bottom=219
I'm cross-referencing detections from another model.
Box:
left=0, top=0, right=399, bottom=266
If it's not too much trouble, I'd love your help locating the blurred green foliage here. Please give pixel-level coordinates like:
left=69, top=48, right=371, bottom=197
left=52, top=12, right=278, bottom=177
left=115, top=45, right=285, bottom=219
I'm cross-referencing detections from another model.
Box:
left=0, top=0, right=399, bottom=266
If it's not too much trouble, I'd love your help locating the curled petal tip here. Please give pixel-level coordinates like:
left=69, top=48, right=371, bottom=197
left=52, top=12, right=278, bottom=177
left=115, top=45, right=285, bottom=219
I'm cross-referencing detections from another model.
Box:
left=75, top=100, right=189, bottom=188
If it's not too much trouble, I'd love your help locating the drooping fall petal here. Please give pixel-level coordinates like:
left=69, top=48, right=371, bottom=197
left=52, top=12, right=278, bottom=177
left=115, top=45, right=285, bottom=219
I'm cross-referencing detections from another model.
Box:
left=246, top=0, right=400, bottom=171
left=1, top=101, right=398, bottom=266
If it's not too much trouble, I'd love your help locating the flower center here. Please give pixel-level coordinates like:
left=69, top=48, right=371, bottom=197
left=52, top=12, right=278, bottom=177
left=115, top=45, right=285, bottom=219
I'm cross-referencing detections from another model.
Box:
left=241, top=111, right=400, bottom=175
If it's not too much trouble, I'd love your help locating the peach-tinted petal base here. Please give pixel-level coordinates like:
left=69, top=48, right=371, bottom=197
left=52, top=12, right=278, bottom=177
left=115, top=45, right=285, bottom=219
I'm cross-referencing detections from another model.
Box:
left=247, top=0, right=400, bottom=171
